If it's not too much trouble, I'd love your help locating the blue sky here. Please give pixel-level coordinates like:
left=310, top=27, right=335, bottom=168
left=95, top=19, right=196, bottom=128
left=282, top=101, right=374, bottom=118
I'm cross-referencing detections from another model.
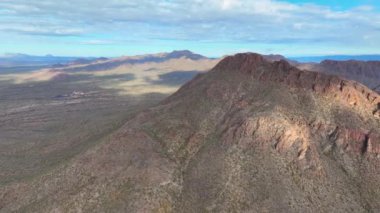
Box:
left=0, top=0, right=380, bottom=57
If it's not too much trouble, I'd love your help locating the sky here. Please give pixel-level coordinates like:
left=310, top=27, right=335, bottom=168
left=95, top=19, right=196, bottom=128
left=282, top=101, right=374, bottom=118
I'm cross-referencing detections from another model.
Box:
left=0, top=0, right=380, bottom=57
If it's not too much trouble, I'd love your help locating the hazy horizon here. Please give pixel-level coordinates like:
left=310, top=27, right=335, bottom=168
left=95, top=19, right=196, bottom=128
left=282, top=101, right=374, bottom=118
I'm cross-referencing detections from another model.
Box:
left=2, top=50, right=380, bottom=60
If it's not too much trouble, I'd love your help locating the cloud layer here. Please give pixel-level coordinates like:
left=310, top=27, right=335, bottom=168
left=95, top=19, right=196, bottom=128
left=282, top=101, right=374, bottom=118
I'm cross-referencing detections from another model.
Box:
left=0, top=0, right=379, bottom=56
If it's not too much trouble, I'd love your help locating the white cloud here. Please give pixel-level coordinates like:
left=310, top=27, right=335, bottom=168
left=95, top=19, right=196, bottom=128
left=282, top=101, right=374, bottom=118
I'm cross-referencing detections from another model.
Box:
left=0, top=0, right=379, bottom=50
left=221, top=0, right=241, bottom=10
left=81, top=40, right=115, bottom=45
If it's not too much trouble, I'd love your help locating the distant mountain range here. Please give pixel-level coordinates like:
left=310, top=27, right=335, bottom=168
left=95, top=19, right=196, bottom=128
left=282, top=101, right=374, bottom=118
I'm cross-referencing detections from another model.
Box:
left=0, top=50, right=220, bottom=95
left=54, top=50, right=209, bottom=73
left=1, top=50, right=380, bottom=93
left=2, top=51, right=380, bottom=65
left=0, top=50, right=207, bottom=68
left=0, top=53, right=98, bottom=67
left=290, top=55, right=380, bottom=63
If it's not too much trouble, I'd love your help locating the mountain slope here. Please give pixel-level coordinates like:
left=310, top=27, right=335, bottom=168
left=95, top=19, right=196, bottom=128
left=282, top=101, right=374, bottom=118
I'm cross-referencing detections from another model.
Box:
left=0, top=53, right=379, bottom=212
left=297, top=60, right=380, bottom=93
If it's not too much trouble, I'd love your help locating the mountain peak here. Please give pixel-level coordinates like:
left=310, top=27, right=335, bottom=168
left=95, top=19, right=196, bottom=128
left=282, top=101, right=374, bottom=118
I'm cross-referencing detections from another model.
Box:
left=170, top=50, right=194, bottom=55
left=207, top=53, right=379, bottom=116
left=166, top=50, right=207, bottom=60
left=214, top=52, right=293, bottom=74
left=214, top=53, right=270, bottom=71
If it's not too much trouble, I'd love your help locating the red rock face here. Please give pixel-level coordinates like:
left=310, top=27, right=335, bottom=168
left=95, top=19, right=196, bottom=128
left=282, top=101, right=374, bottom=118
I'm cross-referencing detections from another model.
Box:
left=329, top=128, right=380, bottom=155
left=370, top=134, right=380, bottom=154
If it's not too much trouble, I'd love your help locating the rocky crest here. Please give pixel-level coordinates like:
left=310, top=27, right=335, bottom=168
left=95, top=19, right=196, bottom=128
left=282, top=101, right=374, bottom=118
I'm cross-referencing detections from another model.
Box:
left=191, top=53, right=379, bottom=120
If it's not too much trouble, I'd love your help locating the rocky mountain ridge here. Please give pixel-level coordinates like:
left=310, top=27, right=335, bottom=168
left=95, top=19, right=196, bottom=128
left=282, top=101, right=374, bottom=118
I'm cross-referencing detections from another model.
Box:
left=297, top=59, right=380, bottom=93
left=0, top=53, right=379, bottom=212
